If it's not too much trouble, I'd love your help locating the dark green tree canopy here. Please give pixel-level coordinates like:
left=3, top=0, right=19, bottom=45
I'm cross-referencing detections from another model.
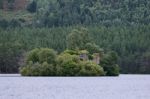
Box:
left=67, top=28, right=91, bottom=50
left=27, top=0, right=37, bottom=13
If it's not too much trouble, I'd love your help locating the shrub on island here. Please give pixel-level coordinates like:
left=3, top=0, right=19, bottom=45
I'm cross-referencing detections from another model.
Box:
left=20, top=48, right=57, bottom=76
left=20, top=48, right=106, bottom=76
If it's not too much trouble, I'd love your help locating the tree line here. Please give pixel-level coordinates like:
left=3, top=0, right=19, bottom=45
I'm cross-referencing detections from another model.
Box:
left=0, top=25, right=150, bottom=74
left=0, top=0, right=150, bottom=74
left=0, top=0, right=150, bottom=28
left=20, top=28, right=119, bottom=76
left=34, top=0, right=150, bottom=27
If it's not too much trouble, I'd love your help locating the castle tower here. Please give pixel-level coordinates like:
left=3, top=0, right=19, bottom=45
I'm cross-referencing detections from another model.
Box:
left=93, top=53, right=100, bottom=64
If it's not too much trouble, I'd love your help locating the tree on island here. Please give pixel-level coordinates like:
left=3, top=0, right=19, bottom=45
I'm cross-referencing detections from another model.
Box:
left=20, top=28, right=119, bottom=76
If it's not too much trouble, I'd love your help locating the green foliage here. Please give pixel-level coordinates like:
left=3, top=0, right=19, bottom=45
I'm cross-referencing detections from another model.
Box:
left=1, top=0, right=150, bottom=28
left=101, top=51, right=120, bottom=76
left=27, top=48, right=57, bottom=64
left=20, top=49, right=105, bottom=76
left=26, top=48, right=40, bottom=63
left=20, top=61, right=33, bottom=76
left=7, top=0, right=15, bottom=3
left=56, top=52, right=105, bottom=76
left=103, top=64, right=120, bottom=76
left=20, top=62, right=55, bottom=76
left=32, top=0, right=150, bottom=27
left=20, top=62, right=40, bottom=76
left=20, top=48, right=57, bottom=76
left=63, top=50, right=79, bottom=55
left=85, top=43, right=103, bottom=54
left=0, top=19, right=8, bottom=29
left=79, top=61, right=105, bottom=76
left=0, top=0, right=3, bottom=9
left=138, top=52, right=150, bottom=74
left=27, top=0, right=37, bottom=13
left=66, top=28, right=102, bottom=56
left=38, top=48, right=57, bottom=64
left=1, top=24, right=150, bottom=74
left=1, top=0, right=150, bottom=74
left=56, top=53, right=81, bottom=76
left=0, top=38, right=22, bottom=73
left=40, top=62, right=55, bottom=76
left=9, top=19, right=21, bottom=28
left=67, top=28, right=91, bottom=50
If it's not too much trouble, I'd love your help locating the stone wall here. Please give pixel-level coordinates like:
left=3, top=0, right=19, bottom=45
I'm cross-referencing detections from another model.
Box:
left=93, top=53, right=100, bottom=64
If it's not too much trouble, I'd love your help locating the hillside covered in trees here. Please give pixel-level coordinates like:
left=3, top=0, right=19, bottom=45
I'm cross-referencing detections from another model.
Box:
left=0, top=0, right=150, bottom=27
left=0, top=0, right=150, bottom=74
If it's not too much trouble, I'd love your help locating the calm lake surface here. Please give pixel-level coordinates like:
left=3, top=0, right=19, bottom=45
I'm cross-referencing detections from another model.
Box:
left=0, top=75, right=150, bottom=99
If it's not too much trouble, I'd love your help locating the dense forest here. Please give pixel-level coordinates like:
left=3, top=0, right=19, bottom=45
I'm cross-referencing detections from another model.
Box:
left=0, top=0, right=150, bottom=74
left=0, top=0, right=150, bottom=28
